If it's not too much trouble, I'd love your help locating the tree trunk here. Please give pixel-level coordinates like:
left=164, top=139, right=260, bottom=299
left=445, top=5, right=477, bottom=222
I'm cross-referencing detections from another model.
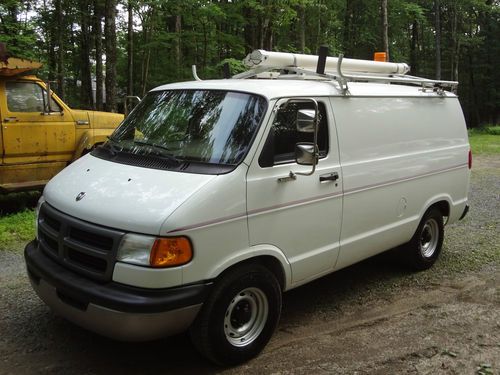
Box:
left=127, top=0, right=133, bottom=97
left=43, top=0, right=56, bottom=82
left=450, top=3, right=459, bottom=81
left=262, top=17, right=272, bottom=50
left=343, top=0, right=354, bottom=56
left=142, top=49, right=151, bottom=97
left=175, top=15, right=181, bottom=77
left=104, top=0, right=117, bottom=112
left=410, top=20, right=419, bottom=76
left=94, top=0, right=103, bottom=110
left=243, top=6, right=255, bottom=52
left=316, top=0, right=322, bottom=49
left=298, top=5, right=305, bottom=53
left=381, top=0, right=389, bottom=61
left=55, top=0, right=65, bottom=99
left=79, top=0, right=93, bottom=109
left=434, top=0, right=441, bottom=80
left=468, top=52, right=480, bottom=127
left=140, top=7, right=155, bottom=97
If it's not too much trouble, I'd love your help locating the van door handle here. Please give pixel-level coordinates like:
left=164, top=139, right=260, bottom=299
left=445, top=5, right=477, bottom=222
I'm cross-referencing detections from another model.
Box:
left=3, top=117, right=18, bottom=123
left=319, top=172, right=339, bottom=182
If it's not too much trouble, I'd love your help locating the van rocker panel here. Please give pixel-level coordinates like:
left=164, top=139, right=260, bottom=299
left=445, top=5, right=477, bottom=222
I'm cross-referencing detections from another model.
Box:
left=25, top=240, right=212, bottom=340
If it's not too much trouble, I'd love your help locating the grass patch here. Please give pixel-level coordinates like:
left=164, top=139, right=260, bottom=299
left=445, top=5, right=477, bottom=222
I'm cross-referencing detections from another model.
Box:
left=0, top=210, right=35, bottom=250
left=469, top=126, right=500, bottom=155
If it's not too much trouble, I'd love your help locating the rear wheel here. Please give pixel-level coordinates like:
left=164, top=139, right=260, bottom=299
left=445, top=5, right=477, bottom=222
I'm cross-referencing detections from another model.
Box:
left=405, top=207, right=444, bottom=270
left=189, top=263, right=282, bottom=366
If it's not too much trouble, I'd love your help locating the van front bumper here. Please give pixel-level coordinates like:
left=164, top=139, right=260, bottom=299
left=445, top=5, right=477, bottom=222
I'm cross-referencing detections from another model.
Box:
left=24, top=240, right=212, bottom=341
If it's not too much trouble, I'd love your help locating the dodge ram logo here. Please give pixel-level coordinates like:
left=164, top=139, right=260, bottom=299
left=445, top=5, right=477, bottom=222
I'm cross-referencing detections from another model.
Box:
left=75, top=192, right=86, bottom=201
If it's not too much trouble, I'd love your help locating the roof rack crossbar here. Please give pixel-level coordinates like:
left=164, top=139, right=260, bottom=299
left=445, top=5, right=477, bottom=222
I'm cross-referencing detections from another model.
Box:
left=232, top=65, right=458, bottom=92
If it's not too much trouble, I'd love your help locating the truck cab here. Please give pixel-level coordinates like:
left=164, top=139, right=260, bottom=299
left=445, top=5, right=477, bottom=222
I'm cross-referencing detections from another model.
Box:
left=0, top=57, right=123, bottom=193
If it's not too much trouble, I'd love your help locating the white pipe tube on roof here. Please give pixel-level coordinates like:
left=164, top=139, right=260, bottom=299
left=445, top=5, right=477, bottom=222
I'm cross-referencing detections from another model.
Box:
left=243, top=50, right=410, bottom=75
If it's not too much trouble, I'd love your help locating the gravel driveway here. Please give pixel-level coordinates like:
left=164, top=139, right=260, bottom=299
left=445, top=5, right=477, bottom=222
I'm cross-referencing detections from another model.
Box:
left=0, top=155, right=498, bottom=374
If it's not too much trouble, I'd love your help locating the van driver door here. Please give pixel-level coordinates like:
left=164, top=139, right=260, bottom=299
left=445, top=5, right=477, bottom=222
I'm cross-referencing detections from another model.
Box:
left=246, top=98, right=343, bottom=286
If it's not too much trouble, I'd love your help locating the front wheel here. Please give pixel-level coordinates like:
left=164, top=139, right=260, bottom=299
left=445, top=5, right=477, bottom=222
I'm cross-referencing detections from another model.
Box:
left=405, top=207, right=444, bottom=270
left=189, top=263, right=282, bottom=366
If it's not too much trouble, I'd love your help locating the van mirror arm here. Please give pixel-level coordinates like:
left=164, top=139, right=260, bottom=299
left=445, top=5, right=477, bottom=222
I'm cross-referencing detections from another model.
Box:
left=192, top=65, right=202, bottom=81
left=125, top=96, right=141, bottom=116
left=45, top=80, right=53, bottom=113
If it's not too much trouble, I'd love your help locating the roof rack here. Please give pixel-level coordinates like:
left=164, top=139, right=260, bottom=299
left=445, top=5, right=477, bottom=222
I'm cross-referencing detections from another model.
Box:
left=233, top=50, right=458, bottom=95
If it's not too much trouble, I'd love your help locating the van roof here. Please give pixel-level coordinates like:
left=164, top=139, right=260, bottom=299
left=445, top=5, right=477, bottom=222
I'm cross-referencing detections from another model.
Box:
left=152, top=79, right=457, bottom=99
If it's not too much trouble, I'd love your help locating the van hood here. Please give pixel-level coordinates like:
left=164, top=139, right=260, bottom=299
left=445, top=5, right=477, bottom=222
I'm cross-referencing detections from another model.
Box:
left=43, top=155, right=216, bottom=234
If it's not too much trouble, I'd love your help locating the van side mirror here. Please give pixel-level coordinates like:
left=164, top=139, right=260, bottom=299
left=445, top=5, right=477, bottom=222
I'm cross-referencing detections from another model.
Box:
left=295, top=143, right=317, bottom=165
left=275, top=98, right=319, bottom=182
left=296, top=109, right=316, bottom=133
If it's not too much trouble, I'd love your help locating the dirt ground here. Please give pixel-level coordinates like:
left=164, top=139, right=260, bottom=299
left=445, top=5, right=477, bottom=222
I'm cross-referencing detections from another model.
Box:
left=0, top=156, right=498, bottom=375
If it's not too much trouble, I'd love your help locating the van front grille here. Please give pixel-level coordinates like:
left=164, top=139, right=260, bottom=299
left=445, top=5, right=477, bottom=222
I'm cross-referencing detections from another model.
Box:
left=69, top=227, right=114, bottom=251
left=37, top=203, right=125, bottom=282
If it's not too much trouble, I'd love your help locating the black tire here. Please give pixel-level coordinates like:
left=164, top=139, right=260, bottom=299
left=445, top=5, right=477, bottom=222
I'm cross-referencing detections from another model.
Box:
left=189, top=263, right=282, bottom=366
left=405, top=207, right=444, bottom=270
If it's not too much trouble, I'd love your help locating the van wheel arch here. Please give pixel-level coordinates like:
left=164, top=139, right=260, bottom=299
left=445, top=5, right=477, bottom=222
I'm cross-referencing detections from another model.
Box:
left=431, top=200, right=450, bottom=222
left=215, top=256, right=286, bottom=291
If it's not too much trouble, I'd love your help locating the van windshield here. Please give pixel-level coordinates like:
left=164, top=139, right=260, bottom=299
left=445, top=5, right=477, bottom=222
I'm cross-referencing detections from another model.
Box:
left=105, top=90, right=267, bottom=167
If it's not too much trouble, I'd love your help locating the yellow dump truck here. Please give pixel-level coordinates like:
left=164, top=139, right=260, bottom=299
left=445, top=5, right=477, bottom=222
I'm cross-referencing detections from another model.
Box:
left=0, top=57, right=124, bottom=192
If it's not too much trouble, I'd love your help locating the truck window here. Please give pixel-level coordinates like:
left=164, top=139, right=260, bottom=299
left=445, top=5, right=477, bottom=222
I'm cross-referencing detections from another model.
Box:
left=260, top=101, right=329, bottom=166
left=6, top=81, right=61, bottom=113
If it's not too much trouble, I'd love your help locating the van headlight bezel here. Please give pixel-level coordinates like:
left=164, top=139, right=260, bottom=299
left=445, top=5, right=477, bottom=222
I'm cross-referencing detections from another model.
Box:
left=117, top=233, right=193, bottom=268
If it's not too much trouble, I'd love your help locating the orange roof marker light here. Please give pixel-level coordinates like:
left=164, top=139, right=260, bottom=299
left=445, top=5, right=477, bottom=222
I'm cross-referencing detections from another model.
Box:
left=374, top=52, right=387, bottom=62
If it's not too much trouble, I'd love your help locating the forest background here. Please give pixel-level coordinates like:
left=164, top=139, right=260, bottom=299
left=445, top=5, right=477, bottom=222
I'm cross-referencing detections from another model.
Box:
left=0, top=0, right=498, bottom=127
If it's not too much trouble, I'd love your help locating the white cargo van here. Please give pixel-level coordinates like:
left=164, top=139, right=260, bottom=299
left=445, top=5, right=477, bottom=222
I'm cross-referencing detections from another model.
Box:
left=24, top=50, right=471, bottom=365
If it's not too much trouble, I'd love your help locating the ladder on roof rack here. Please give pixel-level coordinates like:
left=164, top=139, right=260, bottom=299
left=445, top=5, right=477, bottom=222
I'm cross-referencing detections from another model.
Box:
left=233, top=50, right=458, bottom=94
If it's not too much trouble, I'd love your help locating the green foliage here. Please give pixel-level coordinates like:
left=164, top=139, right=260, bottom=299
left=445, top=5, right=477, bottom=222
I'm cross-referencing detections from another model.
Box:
left=0, top=0, right=38, bottom=60
left=0, top=210, right=35, bottom=250
left=0, top=0, right=498, bottom=126
left=219, top=58, right=247, bottom=75
left=468, top=127, right=500, bottom=154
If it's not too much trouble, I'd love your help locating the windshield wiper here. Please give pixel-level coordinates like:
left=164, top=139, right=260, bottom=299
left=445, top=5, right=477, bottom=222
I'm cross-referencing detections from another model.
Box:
left=133, top=139, right=181, bottom=165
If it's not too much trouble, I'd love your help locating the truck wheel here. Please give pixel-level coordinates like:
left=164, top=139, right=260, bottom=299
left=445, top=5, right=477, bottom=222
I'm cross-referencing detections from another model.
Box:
left=406, top=207, right=444, bottom=270
left=189, top=263, right=282, bottom=366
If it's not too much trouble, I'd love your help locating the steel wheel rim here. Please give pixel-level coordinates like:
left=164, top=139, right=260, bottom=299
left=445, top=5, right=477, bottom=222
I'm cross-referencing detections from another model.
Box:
left=420, top=218, right=439, bottom=258
left=224, top=287, right=269, bottom=347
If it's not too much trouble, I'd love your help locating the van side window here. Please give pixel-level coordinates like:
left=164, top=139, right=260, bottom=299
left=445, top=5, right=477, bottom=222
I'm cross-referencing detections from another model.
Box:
left=6, top=82, right=61, bottom=113
left=259, top=101, right=329, bottom=167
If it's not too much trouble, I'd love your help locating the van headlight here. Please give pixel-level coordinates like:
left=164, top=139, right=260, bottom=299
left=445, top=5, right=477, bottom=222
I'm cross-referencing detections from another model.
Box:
left=35, top=196, right=45, bottom=240
left=117, top=234, right=193, bottom=268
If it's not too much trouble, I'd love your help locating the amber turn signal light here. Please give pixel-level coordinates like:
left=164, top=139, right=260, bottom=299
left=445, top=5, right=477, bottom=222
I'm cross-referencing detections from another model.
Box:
left=149, top=237, right=193, bottom=267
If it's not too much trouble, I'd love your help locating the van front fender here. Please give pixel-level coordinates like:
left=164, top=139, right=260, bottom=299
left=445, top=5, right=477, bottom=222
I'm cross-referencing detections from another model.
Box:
left=207, top=244, right=292, bottom=291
